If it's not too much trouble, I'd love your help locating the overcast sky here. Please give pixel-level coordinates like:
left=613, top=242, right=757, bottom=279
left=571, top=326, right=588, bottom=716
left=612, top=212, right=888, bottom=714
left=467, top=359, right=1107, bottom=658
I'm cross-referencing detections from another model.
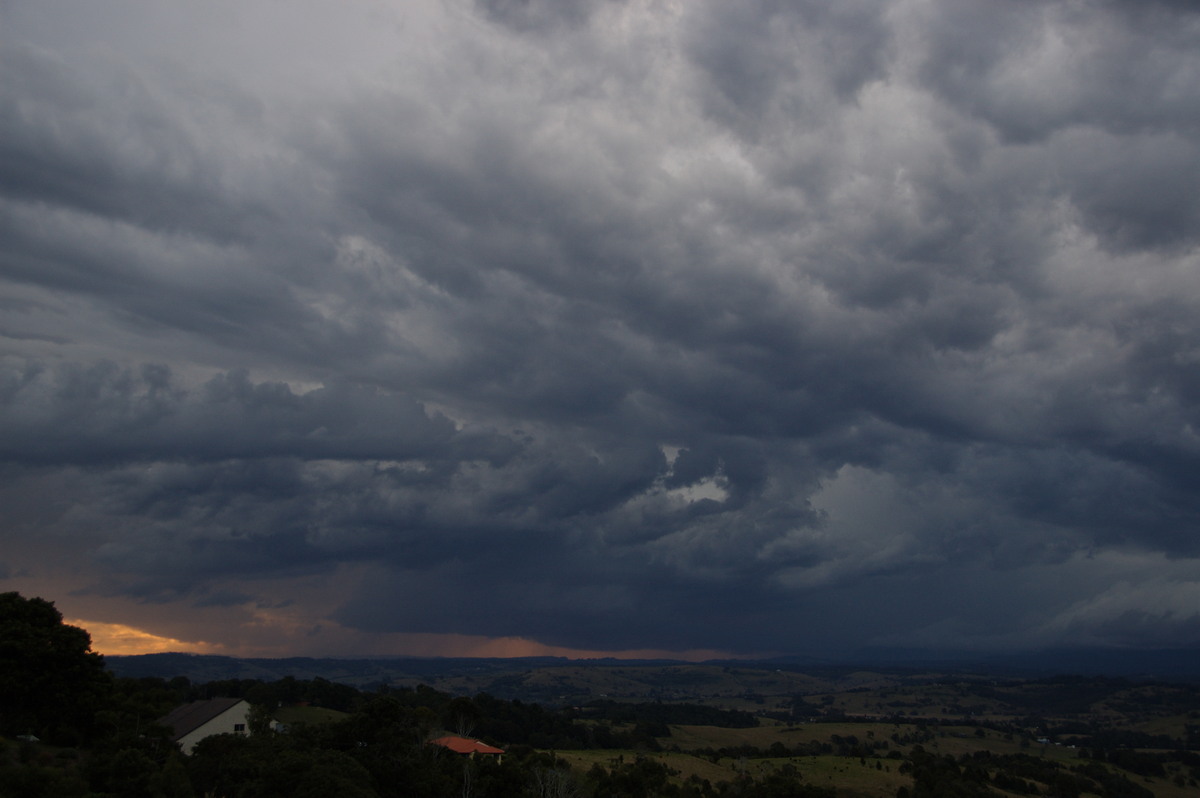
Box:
left=3, top=0, right=1200, bottom=660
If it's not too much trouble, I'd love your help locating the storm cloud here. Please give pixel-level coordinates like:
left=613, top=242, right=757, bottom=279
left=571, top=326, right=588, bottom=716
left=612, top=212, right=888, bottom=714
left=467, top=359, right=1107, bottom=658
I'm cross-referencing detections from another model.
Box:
left=2, top=0, right=1199, bottom=657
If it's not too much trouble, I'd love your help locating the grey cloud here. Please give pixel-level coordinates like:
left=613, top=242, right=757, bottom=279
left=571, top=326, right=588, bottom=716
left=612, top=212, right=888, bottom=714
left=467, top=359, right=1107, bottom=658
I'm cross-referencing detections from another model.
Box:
left=334, top=557, right=800, bottom=652
left=1051, top=129, right=1200, bottom=252
left=0, top=44, right=286, bottom=246
left=2, top=0, right=1199, bottom=656
left=476, top=0, right=609, bottom=32
left=191, top=589, right=257, bottom=609
left=915, top=0, right=1200, bottom=143
left=694, top=0, right=891, bottom=106
left=0, top=362, right=484, bottom=466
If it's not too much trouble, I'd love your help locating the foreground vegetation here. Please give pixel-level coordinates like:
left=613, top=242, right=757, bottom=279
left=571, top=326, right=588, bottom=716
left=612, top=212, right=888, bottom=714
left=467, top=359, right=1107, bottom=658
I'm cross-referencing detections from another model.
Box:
left=4, top=592, right=1200, bottom=797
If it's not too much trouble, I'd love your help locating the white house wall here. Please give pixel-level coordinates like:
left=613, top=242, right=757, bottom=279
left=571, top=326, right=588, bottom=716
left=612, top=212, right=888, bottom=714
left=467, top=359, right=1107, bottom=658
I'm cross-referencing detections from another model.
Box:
left=177, top=701, right=252, bottom=755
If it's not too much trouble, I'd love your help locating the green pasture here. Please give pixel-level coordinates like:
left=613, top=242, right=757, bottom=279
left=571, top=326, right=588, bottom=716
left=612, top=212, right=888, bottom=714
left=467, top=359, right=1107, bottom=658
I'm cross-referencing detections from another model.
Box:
left=272, top=705, right=349, bottom=726
left=550, top=748, right=908, bottom=798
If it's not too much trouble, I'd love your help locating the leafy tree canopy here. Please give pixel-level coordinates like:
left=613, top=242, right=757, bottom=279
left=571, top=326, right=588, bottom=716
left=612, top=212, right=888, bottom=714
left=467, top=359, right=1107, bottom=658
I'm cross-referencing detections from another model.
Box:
left=0, top=592, right=111, bottom=744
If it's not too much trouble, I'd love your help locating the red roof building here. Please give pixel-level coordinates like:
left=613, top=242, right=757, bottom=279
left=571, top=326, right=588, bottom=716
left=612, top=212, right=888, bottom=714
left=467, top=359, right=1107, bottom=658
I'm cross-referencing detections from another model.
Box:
left=429, top=735, right=505, bottom=757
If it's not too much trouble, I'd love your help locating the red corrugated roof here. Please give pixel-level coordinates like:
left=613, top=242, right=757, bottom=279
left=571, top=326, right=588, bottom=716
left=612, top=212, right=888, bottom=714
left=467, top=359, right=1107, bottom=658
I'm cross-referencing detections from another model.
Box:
left=430, top=735, right=504, bottom=755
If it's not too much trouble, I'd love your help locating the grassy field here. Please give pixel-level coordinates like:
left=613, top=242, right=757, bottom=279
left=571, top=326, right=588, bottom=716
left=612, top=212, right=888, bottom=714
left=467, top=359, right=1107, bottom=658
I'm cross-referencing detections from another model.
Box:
left=556, top=723, right=911, bottom=797
left=779, top=756, right=908, bottom=798
left=547, top=718, right=1200, bottom=798
left=272, top=705, right=348, bottom=726
left=553, top=749, right=735, bottom=786
left=551, top=747, right=907, bottom=798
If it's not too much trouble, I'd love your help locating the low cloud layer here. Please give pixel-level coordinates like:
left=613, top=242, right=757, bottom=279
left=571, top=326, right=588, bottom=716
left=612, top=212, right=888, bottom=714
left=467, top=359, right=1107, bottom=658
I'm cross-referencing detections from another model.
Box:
left=2, top=0, right=1199, bottom=657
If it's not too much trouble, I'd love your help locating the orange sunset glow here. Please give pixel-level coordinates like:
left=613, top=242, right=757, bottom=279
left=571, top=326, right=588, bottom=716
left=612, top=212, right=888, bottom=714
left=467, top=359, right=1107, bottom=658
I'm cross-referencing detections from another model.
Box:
left=67, top=618, right=224, bottom=657
left=66, top=615, right=734, bottom=661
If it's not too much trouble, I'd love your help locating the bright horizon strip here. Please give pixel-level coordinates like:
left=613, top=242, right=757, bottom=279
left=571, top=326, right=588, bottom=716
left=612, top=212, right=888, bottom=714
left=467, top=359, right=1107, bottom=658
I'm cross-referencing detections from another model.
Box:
left=414, top=633, right=740, bottom=662
left=66, top=618, right=226, bottom=657
left=68, top=617, right=744, bottom=661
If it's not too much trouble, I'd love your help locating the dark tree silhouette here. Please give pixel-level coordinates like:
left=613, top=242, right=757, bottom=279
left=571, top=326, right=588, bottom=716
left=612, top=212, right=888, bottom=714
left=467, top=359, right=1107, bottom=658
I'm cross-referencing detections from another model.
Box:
left=0, top=592, right=111, bottom=744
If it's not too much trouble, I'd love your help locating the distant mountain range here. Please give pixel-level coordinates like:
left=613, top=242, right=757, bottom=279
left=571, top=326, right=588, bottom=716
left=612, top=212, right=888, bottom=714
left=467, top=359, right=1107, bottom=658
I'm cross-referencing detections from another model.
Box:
left=800, top=646, right=1200, bottom=680
left=105, top=647, right=1200, bottom=705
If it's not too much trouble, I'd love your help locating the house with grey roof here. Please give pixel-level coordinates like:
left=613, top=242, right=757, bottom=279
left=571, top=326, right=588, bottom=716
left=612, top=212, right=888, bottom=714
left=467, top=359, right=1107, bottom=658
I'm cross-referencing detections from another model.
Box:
left=158, top=697, right=253, bottom=754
